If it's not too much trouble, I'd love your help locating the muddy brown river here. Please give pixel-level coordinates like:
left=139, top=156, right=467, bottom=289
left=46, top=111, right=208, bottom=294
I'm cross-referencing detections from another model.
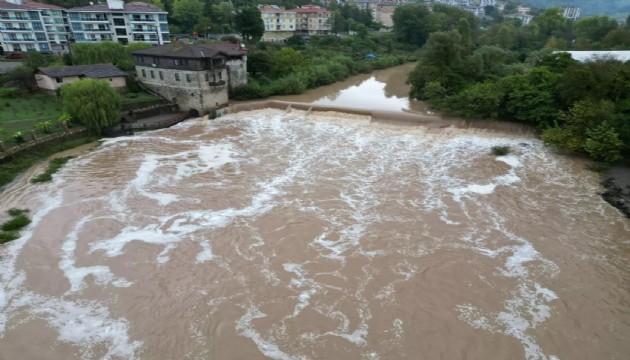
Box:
left=0, top=65, right=629, bottom=359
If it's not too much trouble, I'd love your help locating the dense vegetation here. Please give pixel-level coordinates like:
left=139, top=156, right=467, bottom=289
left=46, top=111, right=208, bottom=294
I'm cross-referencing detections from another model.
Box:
left=402, top=5, right=630, bottom=163
left=232, top=33, right=414, bottom=100
left=60, top=79, right=122, bottom=135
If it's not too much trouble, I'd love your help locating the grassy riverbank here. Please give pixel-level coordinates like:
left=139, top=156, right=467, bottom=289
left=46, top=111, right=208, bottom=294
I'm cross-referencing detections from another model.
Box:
left=0, top=136, right=99, bottom=188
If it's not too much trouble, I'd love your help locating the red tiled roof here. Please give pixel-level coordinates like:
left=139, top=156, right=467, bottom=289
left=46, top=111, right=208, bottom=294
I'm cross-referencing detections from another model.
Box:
left=259, top=4, right=331, bottom=14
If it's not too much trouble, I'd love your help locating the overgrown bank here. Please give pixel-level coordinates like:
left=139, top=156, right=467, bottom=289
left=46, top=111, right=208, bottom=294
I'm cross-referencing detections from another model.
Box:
left=0, top=136, right=99, bottom=188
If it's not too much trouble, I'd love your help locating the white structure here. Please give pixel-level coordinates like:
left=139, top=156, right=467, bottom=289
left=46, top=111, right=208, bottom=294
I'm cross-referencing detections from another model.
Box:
left=562, top=5, right=581, bottom=20
left=0, top=0, right=70, bottom=54
left=259, top=4, right=332, bottom=42
left=560, top=51, right=630, bottom=63
left=67, top=0, right=169, bottom=45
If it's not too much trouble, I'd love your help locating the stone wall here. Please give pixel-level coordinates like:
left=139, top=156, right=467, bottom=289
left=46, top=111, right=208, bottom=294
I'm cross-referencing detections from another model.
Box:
left=226, top=56, right=248, bottom=89
left=136, top=65, right=229, bottom=113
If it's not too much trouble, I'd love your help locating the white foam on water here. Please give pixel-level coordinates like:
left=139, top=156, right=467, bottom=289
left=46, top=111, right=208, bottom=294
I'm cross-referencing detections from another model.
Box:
left=236, top=305, right=305, bottom=360
left=196, top=240, right=214, bottom=263
left=60, top=216, right=132, bottom=293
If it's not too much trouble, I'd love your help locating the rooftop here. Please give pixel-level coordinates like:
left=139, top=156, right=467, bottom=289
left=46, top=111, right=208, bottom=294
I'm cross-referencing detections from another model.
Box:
left=132, top=43, right=246, bottom=59
left=68, top=1, right=165, bottom=13
left=0, top=0, right=64, bottom=10
left=37, top=64, right=127, bottom=79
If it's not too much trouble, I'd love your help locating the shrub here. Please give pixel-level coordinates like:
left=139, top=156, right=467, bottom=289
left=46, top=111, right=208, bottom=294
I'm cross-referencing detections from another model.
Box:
left=35, top=119, right=54, bottom=134
left=231, top=82, right=267, bottom=100
left=491, top=145, right=511, bottom=156
left=7, top=208, right=29, bottom=217
left=1, top=214, right=31, bottom=231
left=0, top=87, right=18, bottom=98
left=0, top=231, right=19, bottom=244
left=270, top=76, right=307, bottom=96
left=13, top=131, right=25, bottom=144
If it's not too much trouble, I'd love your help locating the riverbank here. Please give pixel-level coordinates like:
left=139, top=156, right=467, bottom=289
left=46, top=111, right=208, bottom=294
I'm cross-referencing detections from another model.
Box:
left=602, top=167, right=630, bottom=218
left=0, top=136, right=100, bottom=189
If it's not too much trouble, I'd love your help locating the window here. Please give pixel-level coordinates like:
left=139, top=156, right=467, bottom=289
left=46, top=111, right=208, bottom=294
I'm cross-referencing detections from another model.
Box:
left=158, top=14, right=167, bottom=21
left=159, top=71, right=163, bottom=80
left=150, top=70, right=154, bottom=79
left=113, top=18, right=125, bottom=26
left=218, top=71, right=222, bottom=80
left=71, top=22, right=82, bottom=31
left=28, top=11, right=39, bottom=20
left=116, top=28, right=127, bottom=36
left=174, top=59, right=179, bottom=66
left=160, top=24, right=168, bottom=32
left=32, top=22, right=43, bottom=30
left=39, top=43, right=49, bottom=50
left=55, top=77, right=62, bottom=83
left=175, top=73, right=180, bottom=81
left=74, top=33, right=85, bottom=40
left=69, top=13, right=79, bottom=20
left=35, top=33, right=46, bottom=41
left=26, top=44, right=35, bottom=51
left=142, top=69, right=146, bottom=77
left=205, top=73, right=209, bottom=81
left=186, top=74, right=191, bottom=82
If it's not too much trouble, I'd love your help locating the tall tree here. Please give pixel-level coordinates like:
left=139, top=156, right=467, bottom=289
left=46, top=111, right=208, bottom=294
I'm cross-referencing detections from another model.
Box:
left=61, top=79, right=121, bottom=135
left=172, top=0, right=204, bottom=34
left=392, top=4, right=434, bottom=47
left=234, top=6, right=264, bottom=42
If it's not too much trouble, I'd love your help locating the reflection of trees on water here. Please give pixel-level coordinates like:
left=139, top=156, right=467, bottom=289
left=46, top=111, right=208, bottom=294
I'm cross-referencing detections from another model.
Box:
left=374, top=69, right=412, bottom=98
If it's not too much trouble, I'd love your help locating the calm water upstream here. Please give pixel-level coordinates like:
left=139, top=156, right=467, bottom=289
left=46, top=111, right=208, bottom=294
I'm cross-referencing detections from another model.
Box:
left=0, top=65, right=628, bottom=360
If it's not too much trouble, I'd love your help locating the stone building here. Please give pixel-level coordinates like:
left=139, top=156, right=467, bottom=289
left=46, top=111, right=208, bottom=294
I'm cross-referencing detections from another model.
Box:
left=131, top=42, right=247, bottom=115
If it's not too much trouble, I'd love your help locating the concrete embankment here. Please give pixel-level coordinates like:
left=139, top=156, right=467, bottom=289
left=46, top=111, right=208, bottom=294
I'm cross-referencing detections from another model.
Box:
left=228, top=100, right=536, bottom=135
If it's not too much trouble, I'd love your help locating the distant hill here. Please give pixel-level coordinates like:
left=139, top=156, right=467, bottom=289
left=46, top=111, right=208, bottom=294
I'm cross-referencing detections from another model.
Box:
left=522, top=0, right=630, bottom=20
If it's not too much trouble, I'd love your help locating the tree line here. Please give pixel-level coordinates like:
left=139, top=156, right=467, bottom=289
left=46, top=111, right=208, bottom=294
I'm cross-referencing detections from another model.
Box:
left=396, top=4, right=630, bottom=164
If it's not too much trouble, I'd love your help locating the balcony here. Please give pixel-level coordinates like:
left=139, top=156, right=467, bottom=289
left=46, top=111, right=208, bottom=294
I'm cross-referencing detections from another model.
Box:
left=132, top=28, right=156, bottom=33
left=84, top=28, right=110, bottom=32
left=130, top=17, right=155, bottom=23
left=0, top=16, right=30, bottom=21
left=4, top=38, right=36, bottom=43
left=79, top=17, right=108, bottom=22
left=0, top=26, right=32, bottom=32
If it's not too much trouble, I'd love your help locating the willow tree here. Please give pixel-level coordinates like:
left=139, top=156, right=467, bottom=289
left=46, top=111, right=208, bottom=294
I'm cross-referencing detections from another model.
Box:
left=60, top=79, right=121, bottom=135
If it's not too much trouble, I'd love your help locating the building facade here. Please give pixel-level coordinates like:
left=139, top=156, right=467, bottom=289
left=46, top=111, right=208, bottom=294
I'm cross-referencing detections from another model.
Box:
left=67, top=0, right=169, bottom=45
left=132, top=42, right=247, bottom=115
left=35, top=63, right=127, bottom=94
left=0, top=0, right=70, bottom=54
left=0, top=0, right=169, bottom=54
left=259, top=4, right=331, bottom=43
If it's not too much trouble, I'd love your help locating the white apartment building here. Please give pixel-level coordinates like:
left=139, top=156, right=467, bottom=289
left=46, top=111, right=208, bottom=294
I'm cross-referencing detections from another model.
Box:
left=67, top=0, right=169, bottom=45
left=0, top=0, right=70, bottom=54
left=259, top=4, right=331, bottom=43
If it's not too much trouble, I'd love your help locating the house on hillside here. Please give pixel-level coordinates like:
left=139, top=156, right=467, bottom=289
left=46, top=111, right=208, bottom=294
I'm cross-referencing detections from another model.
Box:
left=559, top=51, right=630, bottom=63
left=35, top=63, right=127, bottom=94
left=131, top=42, right=247, bottom=116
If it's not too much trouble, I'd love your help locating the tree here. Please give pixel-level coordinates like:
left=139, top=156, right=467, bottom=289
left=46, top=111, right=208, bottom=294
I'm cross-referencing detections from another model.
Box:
left=172, top=0, right=203, bottom=34
left=60, top=79, right=121, bottom=135
left=584, top=122, right=624, bottom=162
left=269, top=48, right=309, bottom=77
left=234, top=6, right=264, bottom=42
left=392, top=4, right=434, bottom=47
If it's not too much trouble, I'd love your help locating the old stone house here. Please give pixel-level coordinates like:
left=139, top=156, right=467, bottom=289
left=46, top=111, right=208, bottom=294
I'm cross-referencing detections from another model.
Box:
left=131, top=42, right=247, bottom=115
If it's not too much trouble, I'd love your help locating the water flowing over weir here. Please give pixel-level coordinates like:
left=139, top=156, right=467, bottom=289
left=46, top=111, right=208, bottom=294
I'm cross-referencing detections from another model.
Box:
left=0, top=108, right=629, bottom=360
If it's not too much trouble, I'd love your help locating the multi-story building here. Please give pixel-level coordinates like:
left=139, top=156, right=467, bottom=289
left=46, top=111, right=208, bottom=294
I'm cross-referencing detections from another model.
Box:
left=67, top=0, right=169, bottom=45
left=259, top=4, right=331, bottom=43
left=0, top=0, right=70, bottom=54
left=132, top=42, right=247, bottom=115
left=562, top=5, right=581, bottom=20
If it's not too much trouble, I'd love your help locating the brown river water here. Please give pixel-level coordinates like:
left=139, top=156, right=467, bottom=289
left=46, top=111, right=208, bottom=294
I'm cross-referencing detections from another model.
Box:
left=0, top=64, right=629, bottom=359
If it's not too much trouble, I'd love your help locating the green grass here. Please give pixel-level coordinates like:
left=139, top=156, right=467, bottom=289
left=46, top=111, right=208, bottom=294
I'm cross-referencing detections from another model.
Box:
left=31, top=156, right=74, bottom=183
left=0, top=92, right=64, bottom=122
left=0, top=92, right=65, bottom=147
left=1, top=213, right=31, bottom=231
left=0, top=135, right=99, bottom=188
left=120, top=91, right=159, bottom=104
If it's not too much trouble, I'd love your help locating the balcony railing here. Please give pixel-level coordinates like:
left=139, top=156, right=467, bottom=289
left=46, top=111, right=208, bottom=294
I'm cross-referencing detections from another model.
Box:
left=79, top=17, right=108, bottom=22
left=0, top=26, right=32, bottom=31
left=4, top=38, right=36, bottom=43
left=84, top=28, right=110, bottom=32
left=0, top=16, right=30, bottom=21
left=130, top=17, right=155, bottom=23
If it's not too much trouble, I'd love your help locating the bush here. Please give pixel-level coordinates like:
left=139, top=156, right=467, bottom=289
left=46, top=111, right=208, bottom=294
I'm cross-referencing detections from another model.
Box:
left=13, top=131, right=25, bottom=144
left=7, top=208, right=29, bottom=217
left=1, top=214, right=31, bottom=231
left=491, top=145, right=511, bottom=156
left=231, top=82, right=267, bottom=100
left=0, top=231, right=19, bottom=244
left=270, top=76, right=307, bottom=96
left=0, top=87, right=19, bottom=98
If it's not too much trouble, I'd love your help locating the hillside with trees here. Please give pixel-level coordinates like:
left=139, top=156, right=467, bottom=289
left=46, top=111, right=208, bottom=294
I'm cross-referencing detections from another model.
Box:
left=400, top=4, right=630, bottom=164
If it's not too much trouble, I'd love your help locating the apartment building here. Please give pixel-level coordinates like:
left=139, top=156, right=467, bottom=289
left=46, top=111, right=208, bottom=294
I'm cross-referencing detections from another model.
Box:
left=0, top=0, right=169, bottom=55
left=67, top=0, right=169, bottom=45
left=0, top=0, right=70, bottom=54
left=259, top=4, right=331, bottom=43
